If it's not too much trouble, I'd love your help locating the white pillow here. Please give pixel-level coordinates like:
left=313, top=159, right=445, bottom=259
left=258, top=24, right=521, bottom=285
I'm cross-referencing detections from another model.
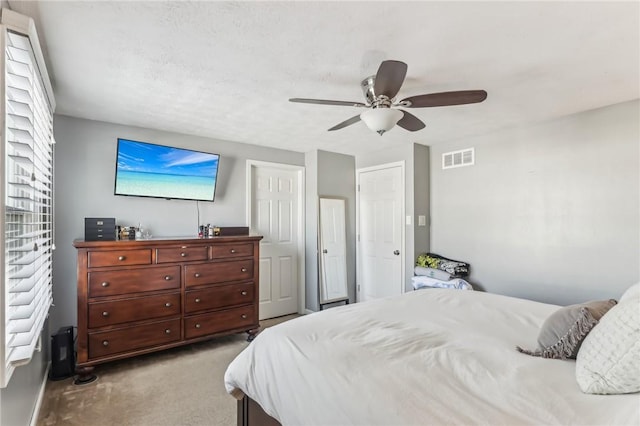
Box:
left=576, top=299, right=640, bottom=394
left=620, top=282, right=640, bottom=303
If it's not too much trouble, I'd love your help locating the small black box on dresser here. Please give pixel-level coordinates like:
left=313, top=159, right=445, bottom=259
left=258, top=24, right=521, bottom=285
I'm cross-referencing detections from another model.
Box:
left=84, top=217, right=116, bottom=241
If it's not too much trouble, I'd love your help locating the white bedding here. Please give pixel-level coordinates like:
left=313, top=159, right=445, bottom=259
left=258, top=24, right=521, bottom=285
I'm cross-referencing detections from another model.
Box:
left=224, top=289, right=640, bottom=425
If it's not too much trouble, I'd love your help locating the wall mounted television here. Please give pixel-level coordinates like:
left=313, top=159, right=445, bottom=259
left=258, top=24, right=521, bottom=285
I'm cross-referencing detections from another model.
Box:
left=114, top=138, right=220, bottom=202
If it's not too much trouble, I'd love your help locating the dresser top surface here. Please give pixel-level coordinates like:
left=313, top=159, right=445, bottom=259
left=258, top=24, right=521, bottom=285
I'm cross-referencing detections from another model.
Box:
left=73, top=234, right=263, bottom=249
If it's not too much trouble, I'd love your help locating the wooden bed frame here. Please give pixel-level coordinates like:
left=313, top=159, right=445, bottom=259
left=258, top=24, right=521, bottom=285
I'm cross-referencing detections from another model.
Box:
left=237, top=395, right=281, bottom=426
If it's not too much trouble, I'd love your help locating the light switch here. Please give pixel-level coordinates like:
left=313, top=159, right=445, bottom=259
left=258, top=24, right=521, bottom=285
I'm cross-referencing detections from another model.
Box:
left=418, top=215, right=426, bottom=226
left=406, top=215, right=411, bottom=225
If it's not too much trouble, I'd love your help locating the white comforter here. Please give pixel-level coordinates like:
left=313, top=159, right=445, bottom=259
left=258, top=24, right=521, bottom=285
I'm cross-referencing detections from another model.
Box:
left=224, top=289, right=640, bottom=425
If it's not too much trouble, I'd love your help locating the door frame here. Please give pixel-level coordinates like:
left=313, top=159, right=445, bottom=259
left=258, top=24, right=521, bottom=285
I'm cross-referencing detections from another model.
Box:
left=246, top=160, right=306, bottom=316
left=355, top=161, right=406, bottom=302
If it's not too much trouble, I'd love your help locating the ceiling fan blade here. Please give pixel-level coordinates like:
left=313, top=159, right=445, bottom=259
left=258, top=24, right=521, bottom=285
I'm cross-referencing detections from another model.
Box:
left=289, top=98, right=366, bottom=108
left=396, top=110, right=426, bottom=132
left=401, top=90, right=487, bottom=108
left=374, top=60, right=407, bottom=99
left=328, top=115, right=361, bottom=131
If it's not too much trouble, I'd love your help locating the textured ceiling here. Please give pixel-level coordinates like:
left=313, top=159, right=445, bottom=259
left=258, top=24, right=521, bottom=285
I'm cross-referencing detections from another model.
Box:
left=9, top=1, right=640, bottom=156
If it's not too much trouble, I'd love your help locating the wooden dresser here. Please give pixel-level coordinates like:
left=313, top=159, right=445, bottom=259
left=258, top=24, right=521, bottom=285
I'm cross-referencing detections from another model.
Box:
left=73, top=235, right=262, bottom=378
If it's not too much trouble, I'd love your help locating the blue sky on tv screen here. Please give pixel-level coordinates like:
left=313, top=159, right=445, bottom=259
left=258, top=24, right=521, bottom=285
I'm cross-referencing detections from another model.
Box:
left=117, top=139, right=219, bottom=177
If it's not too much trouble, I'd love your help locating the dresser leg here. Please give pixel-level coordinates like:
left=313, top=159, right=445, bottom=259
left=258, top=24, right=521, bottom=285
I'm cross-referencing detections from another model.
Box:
left=246, top=327, right=260, bottom=342
left=74, top=366, right=97, bottom=385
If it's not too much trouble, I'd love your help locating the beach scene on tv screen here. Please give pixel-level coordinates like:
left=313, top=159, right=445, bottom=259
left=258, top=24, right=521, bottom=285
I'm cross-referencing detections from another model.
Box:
left=115, top=139, right=219, bottom=201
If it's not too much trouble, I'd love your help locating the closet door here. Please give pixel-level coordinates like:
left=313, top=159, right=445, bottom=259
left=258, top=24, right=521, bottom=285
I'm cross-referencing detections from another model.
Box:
left=319, top=198, right=348, bottom=305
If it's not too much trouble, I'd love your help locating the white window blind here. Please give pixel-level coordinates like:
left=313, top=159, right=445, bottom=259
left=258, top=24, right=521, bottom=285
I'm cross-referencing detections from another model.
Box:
left=1, top=17, right=55, bottom=388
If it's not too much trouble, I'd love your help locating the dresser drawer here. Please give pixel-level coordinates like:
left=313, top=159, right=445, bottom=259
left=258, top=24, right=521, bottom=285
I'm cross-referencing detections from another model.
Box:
left=184, top=305, right=256, bottom=339
left=88, top=249, right=151, bottom=268
left=88, top=293, right=181, bottom=328
left=88, top=318, right=180, bottom=359
left=210, top=243, right=253, bottom=259
left=156, top=246, right=208, bottom=264
left=89, top=266, right=180, bottom=297
left=185, top=282, right=254, bottom=314
left=184, top=260, right=253, bottom=287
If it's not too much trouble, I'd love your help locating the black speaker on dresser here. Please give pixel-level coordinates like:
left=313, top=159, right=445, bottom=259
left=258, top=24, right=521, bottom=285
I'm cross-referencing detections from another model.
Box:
left=50, top=326, right=75, bottom=381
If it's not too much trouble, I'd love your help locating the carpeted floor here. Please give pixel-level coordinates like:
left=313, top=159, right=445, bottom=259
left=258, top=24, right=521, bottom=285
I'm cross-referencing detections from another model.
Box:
left=37, top=315, right=298, bottom=426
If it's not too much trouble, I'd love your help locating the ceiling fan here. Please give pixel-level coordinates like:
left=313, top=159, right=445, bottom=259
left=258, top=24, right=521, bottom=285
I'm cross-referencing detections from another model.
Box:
left=289, top=60, right=487, bottom=135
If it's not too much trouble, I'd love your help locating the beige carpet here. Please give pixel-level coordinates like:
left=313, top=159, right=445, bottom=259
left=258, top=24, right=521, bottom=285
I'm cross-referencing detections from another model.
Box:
left=37, top=315, right=297, bottom=426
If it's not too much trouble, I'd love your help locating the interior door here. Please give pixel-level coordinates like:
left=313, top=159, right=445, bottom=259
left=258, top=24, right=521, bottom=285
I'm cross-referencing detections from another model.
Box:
left=357, top=164, right=404, bottom=301
left=250, top=164, right=301, bottom=319
left=319, top=198, right=348, bottom=305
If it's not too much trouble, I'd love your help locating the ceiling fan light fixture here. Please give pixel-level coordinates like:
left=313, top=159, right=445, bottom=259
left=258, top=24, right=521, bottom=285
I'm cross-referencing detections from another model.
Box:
left=360, top=108, right=403, bottom=135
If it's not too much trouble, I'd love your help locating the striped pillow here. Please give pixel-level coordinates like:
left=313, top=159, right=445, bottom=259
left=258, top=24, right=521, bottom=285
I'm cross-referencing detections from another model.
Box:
left=576, top=296, right=640, bottom=394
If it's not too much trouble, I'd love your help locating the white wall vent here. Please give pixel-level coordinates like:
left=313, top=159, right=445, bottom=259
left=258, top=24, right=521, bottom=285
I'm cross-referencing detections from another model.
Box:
left=442, top=148, right=474, bottom=170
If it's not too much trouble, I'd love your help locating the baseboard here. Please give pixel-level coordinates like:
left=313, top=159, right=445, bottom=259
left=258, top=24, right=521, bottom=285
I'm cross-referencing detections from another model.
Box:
left=29, top=361, right=50, bottom=426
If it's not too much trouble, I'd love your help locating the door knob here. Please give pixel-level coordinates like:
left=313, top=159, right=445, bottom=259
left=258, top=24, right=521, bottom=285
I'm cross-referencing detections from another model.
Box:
left=393, top=250, right=400, bottom=255
left=322, top=249, right=328, bottom=254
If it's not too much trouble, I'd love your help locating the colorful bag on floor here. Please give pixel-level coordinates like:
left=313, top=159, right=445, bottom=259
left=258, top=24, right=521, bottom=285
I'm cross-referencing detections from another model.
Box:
left=416, top=253, right=470, bottom=277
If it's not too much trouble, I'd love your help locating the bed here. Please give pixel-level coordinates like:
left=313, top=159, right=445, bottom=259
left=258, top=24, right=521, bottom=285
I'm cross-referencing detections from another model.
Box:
left=224, top=288, right=640, bottom=425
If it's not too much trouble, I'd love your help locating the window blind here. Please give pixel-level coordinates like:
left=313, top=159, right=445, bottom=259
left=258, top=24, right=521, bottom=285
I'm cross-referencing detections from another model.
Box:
left=1, top=27, right=54, bottom=387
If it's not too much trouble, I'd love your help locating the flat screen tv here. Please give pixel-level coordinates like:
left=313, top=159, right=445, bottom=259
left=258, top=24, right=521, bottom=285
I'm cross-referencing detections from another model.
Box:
left=114, top=138, right=220, bottom=202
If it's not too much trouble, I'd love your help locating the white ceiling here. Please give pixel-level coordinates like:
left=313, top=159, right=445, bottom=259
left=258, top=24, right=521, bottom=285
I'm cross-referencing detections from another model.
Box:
left=9, top=1, right=640, bottom=156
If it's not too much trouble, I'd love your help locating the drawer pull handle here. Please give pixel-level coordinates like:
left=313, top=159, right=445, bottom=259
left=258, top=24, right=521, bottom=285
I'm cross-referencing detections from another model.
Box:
left=118, top=255, right=126, bottom=261
left=241, top=268, right=247, bottom=272
left=195, top=298, right=201, bottom=303
left=195, top=323, right=201, bottom=329
left=194, top=273, right=201, bottom=278
left=102, top=311, right=109, bottom=317
left=241, top=291, right=247, bottom=296
left=101, top=282, right=109, bottom=287
left=164, top=275, right=172, bottom=281
left=241, top=314, right=247, bottom=319
left=165, top=329, right=171, bottom=334
left=230, top=249, right=236, bottom=253
left=165, top=302, right=172, bottom=307
left=181, top=252, right=187, bottom=257
left=102, top=340, right=109, bottom=346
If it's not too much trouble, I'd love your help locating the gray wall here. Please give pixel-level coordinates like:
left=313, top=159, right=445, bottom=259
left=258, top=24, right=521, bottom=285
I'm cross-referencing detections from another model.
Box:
left=304, top=150, right=319, bottom=311
left=52, top=115, right=304, bottom=332
left=0, top=326, right=49, bottom=426
left=413, top=144, right=430, bottom=264
left=356, top=143, right=430, bottom=292
left=430, top=100, right=640, bottom=305
left=305, top=150, right=356, bottom=311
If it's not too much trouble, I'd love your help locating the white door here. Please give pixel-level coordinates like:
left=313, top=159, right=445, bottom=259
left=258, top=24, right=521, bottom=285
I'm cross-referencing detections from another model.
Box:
left=357, top=163, right=404, bottom=301
left=319, top=198, right=348, bottom=304
left=248, top=162, right=304, bottom=319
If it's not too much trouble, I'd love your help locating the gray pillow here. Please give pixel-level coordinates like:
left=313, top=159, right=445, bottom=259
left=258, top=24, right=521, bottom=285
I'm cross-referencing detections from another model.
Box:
left=517, top=299, right=617, bottom=359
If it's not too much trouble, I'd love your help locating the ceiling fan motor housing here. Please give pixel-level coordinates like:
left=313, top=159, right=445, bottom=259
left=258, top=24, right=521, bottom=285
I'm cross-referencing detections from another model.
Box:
left=361, top=76, right=377, bottom=104
left=361, top=76, right=394, bottom=109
